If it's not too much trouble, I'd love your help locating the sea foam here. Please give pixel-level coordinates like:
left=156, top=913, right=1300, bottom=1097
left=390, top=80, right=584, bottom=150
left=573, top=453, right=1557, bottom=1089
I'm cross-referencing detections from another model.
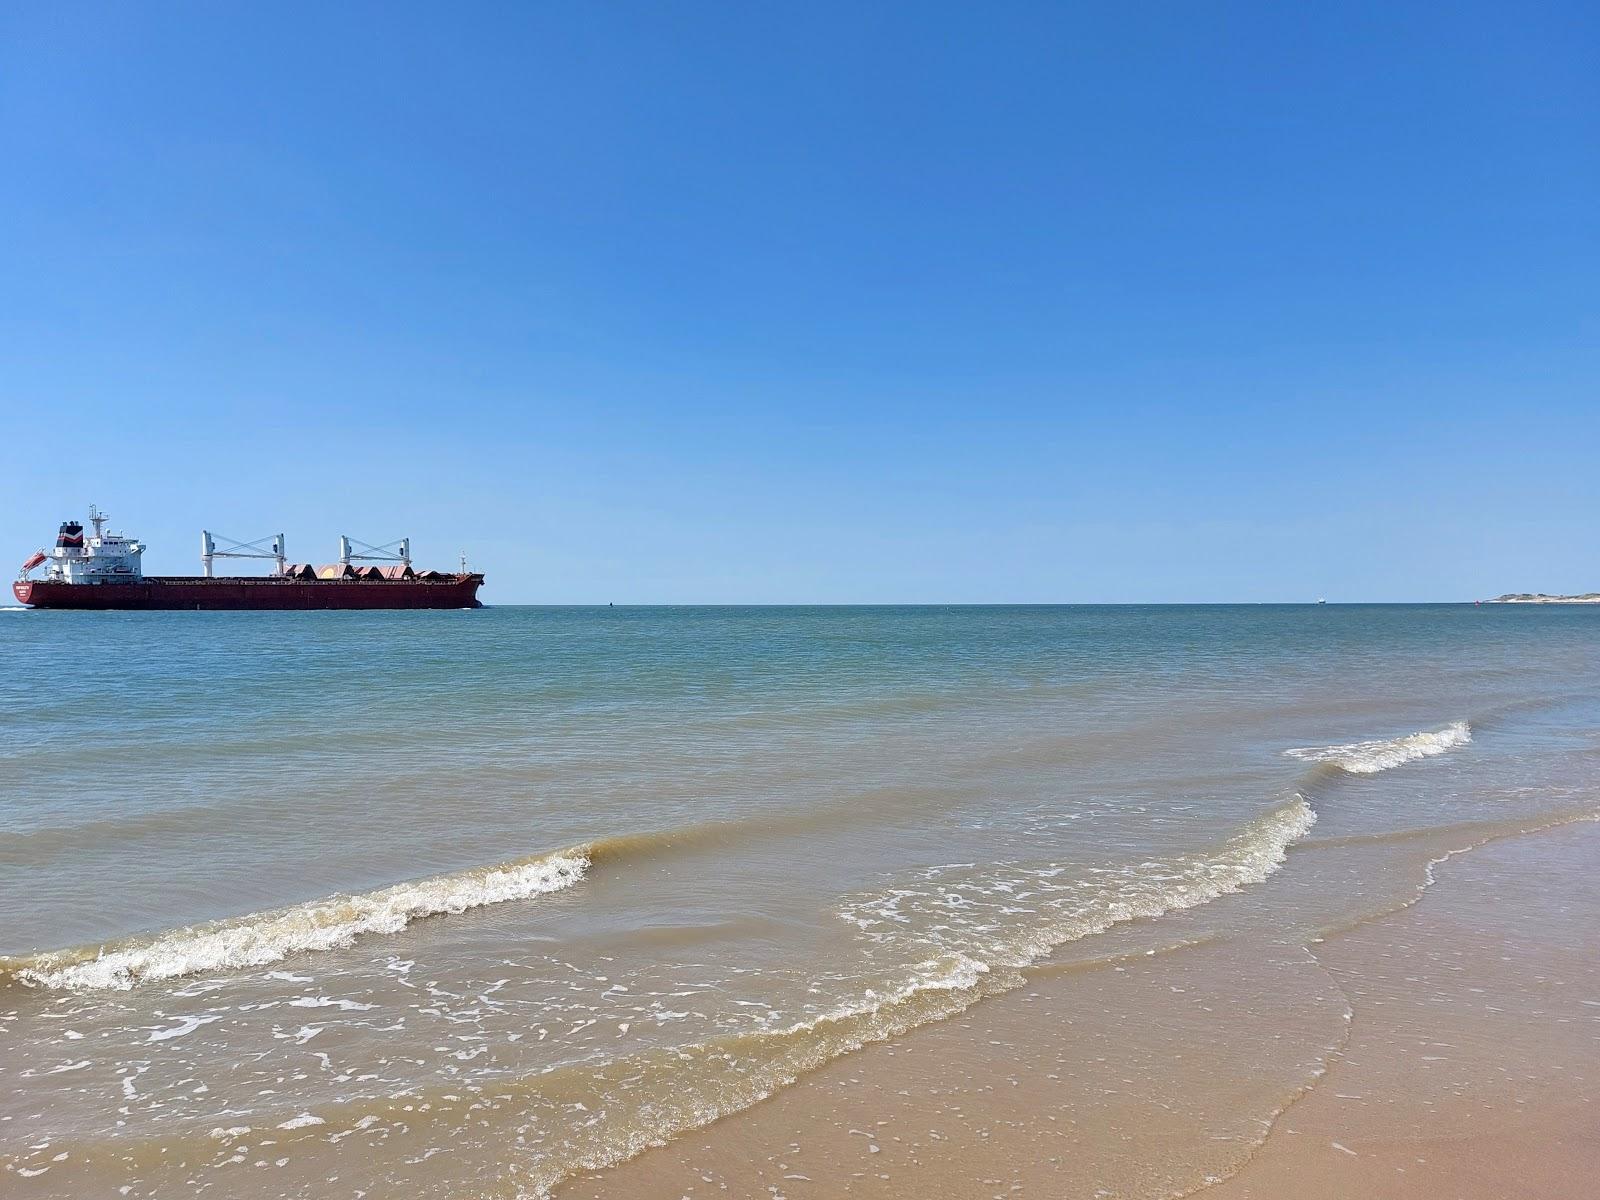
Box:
left=839, top=794, right=1316, bottom=975
left=5, top=848, right=590, bottom=991
left=1284, top=721, right=1471, bottom=775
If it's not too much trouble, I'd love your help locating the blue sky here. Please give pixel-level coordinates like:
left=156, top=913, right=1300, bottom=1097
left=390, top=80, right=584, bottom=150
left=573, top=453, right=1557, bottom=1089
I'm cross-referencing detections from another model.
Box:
left=2, top=2, right=1595, bottom=602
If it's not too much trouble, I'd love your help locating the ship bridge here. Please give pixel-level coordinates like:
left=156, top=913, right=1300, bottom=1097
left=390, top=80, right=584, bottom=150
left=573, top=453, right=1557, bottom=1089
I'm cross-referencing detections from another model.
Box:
left=42, top=506, right=144, bottom=584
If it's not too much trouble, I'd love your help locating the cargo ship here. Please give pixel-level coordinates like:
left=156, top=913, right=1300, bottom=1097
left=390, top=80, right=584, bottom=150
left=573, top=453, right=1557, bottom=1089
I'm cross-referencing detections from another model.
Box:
left=13, top=509, right=484, bottom=610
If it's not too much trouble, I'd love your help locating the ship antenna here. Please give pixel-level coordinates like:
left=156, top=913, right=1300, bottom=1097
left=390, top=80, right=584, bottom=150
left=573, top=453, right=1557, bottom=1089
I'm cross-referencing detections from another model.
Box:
left=460, top=550, right=468, bottom=574
left=89, top=504, right=107, bottom=539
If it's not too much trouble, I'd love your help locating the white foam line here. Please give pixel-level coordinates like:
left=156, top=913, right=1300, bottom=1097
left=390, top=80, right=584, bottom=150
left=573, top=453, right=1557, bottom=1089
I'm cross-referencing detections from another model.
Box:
left=1285, top=721, right=1471, bottom=775
left=812, top=796, right=1317, bottom=1033
left=13, top=850, right=590, bottom=991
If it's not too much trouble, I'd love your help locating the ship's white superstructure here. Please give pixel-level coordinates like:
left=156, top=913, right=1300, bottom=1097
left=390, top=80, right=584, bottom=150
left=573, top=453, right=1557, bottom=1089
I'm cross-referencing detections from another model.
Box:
left=42, top=506, right=144, bottom=584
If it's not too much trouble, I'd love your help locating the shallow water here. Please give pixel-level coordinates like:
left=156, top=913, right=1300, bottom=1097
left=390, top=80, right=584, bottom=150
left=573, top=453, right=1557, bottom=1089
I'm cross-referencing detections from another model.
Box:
left=2, top=604, right=1597, bottom=1196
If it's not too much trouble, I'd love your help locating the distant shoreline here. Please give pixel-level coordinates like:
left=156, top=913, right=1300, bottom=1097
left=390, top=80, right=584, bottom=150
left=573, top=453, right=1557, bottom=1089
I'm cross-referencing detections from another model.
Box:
left=1485, top=593, right=1600, bottom=604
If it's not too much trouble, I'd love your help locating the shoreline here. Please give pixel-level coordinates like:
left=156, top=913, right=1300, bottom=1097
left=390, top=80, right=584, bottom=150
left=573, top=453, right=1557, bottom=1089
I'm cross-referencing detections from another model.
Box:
left=558, top=819, right=1600, bottom=1199
left=1206, top=818, right=1600, bottom=1198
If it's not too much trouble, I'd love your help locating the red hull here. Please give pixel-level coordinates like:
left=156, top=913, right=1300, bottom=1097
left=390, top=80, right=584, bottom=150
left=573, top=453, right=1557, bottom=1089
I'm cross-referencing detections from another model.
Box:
left=13, top=575, right=484, bottom=610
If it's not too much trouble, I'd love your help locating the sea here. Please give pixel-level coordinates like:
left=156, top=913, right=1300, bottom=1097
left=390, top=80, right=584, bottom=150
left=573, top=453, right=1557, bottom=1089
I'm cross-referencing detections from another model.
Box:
left=2, top=604, right=1598, bottom=1197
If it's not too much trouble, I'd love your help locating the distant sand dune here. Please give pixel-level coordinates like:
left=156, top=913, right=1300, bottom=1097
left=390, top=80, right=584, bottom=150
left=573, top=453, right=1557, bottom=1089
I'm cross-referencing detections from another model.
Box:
left=1485, top=593, right=1600, bottom=604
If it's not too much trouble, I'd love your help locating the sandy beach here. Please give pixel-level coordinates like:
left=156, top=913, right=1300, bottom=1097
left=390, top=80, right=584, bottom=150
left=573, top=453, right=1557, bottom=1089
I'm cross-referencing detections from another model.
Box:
left=563, top=820, right=1600, bottom=1199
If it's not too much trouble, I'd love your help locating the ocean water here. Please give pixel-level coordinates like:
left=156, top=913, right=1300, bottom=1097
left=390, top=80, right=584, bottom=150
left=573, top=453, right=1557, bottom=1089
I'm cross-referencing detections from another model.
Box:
left=2, top=604, right=1598, bottom=1197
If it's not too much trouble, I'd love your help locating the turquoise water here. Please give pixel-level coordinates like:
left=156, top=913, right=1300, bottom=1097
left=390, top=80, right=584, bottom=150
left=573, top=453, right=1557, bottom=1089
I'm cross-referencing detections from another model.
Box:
left=2, top=604, right=1598, bottom=1196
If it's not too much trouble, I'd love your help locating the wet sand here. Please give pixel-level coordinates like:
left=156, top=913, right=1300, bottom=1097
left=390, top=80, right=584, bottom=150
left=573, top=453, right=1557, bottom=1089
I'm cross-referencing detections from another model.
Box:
left=561, top=821, right=1600, bottom=1199
left=1207, top=820, right=1600, bottom=1200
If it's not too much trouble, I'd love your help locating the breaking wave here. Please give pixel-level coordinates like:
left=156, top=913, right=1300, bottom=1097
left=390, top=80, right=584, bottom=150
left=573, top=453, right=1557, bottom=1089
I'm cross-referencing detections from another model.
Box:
left=2, top=848, right=589, bottom=991
left=0, top=801, right=994, bottom=993
left=1284, top=721, right=1471, bottom=775
left=2, top=791, right=1314, bottom=996
left=839, top=794, right=1316, bottom=972
left=508, top=797, right=1315, bottom=1193
left=36, top=796, right=1316, bottom=1197
left=506, top=795, right=1316, bottom=1194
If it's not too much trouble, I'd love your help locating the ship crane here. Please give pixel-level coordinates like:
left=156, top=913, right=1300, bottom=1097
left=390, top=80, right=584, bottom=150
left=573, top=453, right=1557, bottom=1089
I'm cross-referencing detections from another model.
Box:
left=338, top=535, right=412, bottom=568
left=201, top=531, right=287, bottom=577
